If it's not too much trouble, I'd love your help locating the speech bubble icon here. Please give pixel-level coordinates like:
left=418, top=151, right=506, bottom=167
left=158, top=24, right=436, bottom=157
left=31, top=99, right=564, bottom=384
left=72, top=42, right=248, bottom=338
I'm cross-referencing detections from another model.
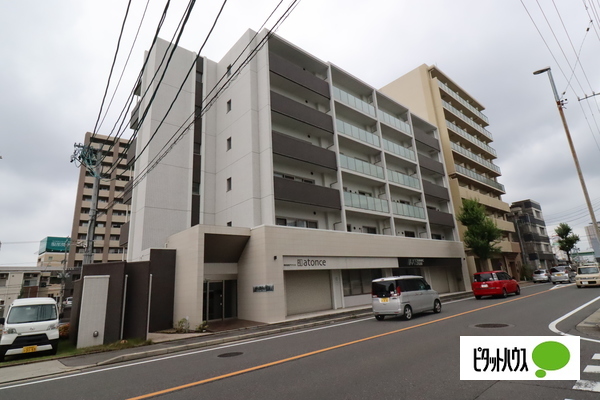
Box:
left=532, top=341, right=570, bottom=378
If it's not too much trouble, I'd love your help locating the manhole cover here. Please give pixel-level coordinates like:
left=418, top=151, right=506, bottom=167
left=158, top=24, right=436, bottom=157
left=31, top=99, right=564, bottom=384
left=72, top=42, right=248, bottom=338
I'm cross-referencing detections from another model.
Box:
left=474, top=323, right=510, bottom=328
left=218, top=352, right=243, bottom=358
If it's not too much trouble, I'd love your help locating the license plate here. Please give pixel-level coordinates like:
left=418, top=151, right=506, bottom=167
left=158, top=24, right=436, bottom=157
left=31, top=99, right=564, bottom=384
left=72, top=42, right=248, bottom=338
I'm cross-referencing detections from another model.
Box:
left=23, top=345, right=37, bottom=353
left=583, top=281, right=588, bottom=285
left=481, top=284, right=488, bottom=288
left=380, top=298, right=389, bottom=303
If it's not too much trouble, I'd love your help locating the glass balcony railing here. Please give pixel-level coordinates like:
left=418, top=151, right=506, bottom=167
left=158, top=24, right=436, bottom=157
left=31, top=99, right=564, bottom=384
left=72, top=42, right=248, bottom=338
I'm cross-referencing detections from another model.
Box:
left=442, top=100, right=493, bottom=141
left=450, top=142, right=501, bottom=174
left=377, top=110, right=412, bottom=136
left=446, top=120, right=497, bottom=157
left=387, top=169, right=420, bottom=190
left=454, top=164, right=505, bottom=192
left=336, top=119, right=380, bottom=147
left=339, top=154, right=384, bottom=179
left=344, top=192, right=389, bottom=213
left=437, top=81, right=489, bottom=124
left=391, top=202, right=426, bottom=219
left=332, top=86, right=376, bottom=117
left=382, top=138, right=416, bottom=161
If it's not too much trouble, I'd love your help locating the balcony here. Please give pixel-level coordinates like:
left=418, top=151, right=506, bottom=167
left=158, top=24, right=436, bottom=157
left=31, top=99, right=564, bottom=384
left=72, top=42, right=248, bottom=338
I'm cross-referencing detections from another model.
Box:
left=442, top=100, right=493, bottom=141
left=391, top=202, right=426, bottom=220
left=344, top=192, right=389, bottom=213
left=339, top=154, right=384, bottom=180
left=387, top=169, right=420, bottom=190
left=377, top=109, right=412, bottom=136
left=437, top=81, right=489, bottom=124
left=427, top=209, right=455, bottom=227
left=269, top=52, right=330, bottom=98
left=274, top=177, right=341, bottom=210
left=455, top=184, right=510, bottom=213
left=271, top=91, right=333, bottom=133
left=493, top=217, right=515, bottom=233
left=382, top=138, right=416, bottom=161
left=454, top=164, right=505, bottom=193
left=418, top=156, right=445, bottom=175
left=272, top=131, right=337, bottom=170
left=336, top=119, right=380, bottom=147
left=332, top=86, right=376, bottom=117
left=451, top=142, right=501, bottom=175
left=422, top=180, right=449, bottom=201
left=414, top=130, right=440, bottom=152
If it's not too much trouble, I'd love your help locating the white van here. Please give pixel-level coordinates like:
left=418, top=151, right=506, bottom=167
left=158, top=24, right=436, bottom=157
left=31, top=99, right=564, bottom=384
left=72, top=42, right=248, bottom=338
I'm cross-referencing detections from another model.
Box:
left=576, top=264, right=600, bottom=288
left=0, top=297, right=59, bottom=362
left=372, top=276, right=441, bottom=321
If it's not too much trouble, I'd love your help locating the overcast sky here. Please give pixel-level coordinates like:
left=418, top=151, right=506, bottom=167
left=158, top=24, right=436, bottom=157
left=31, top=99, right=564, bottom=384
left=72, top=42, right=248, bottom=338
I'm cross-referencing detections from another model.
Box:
left=1, top=0, right=600, bottom=266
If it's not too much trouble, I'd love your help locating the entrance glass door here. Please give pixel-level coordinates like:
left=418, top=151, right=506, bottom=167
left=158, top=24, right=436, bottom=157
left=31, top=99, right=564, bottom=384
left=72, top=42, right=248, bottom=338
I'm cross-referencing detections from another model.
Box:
left=205, top=280, right=237, bottom=321
left=207, top=281, right=223, bottom=321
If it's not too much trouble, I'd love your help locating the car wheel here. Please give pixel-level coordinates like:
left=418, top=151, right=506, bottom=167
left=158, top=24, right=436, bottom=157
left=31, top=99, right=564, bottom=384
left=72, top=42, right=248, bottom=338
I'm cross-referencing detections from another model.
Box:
left=375, top=315, right=385, bottom=321
left=433, top=299, right=442, bottom=313
left=515, top=286, right=520, bottom=295
left=475, top=295, right=482, bottom=300
left=403, top=305, right=413, bottom=320
left=502, top=288, right=508, bottom=298
left=577, top=285, right=582, bottom=289
left=552, top=282, right=556, bottom=285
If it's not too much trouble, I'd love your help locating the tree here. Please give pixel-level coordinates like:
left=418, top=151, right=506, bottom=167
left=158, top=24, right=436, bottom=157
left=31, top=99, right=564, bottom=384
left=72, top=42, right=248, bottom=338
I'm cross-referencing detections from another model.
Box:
left=554, top=223, right=580, bottom=264
left=457, top=199, right=503, bottom=268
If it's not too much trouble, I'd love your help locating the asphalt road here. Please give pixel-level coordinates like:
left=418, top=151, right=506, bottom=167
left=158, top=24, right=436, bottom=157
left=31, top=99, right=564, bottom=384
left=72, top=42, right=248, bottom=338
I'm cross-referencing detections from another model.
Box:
left=2, top=282, right=600, bottom=400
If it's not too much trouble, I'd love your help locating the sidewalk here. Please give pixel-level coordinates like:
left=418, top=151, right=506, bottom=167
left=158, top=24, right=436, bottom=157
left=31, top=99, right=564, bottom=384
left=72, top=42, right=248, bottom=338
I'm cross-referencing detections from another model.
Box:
left=2, top=282, right=575, bottom=386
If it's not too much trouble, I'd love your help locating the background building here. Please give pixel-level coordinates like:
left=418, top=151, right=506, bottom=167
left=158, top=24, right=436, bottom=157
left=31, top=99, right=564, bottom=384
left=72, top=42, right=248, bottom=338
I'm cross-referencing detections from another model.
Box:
left=380, top=65, right=521, bottom=277
left=510, top=200, right=555, bottom=269
left=584, top=222, right=600, bottom=262
left=0, top=266, right=63, bottom=318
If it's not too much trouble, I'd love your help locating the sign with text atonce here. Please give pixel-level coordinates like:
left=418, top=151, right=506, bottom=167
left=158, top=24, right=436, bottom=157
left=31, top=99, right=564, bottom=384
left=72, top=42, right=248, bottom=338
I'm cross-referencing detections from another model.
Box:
left=460, top=336, right=579, bottom=380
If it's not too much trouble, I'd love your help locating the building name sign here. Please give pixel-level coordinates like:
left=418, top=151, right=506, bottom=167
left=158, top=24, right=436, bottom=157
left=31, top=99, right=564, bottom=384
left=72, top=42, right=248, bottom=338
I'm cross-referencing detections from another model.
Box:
left=407, top=258, right=425, bottom=266
left=297, top=258, right=326, bottom=267
left=253, top=285, right=274, bottom=293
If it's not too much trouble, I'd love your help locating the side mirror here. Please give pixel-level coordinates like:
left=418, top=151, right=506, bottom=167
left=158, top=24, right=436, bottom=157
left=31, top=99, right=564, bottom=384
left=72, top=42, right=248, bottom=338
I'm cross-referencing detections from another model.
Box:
left=0, top=317, right=4, bottom=325
left=425, top=284, right=431, bottom=290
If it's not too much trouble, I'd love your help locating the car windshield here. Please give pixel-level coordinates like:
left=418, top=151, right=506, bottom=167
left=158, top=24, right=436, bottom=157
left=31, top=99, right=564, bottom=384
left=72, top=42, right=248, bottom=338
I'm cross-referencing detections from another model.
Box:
left=474, top=273, right=494, bottom=282
left=578, top=266, right=600, bottom=275
left=7, top=304, right=57, bottom=324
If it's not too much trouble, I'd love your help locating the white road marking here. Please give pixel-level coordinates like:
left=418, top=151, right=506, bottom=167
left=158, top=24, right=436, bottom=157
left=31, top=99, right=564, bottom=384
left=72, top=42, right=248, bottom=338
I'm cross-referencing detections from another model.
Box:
left=573, top=379, right=600, bottom=392
left=593, top=354, right=600, bottom=360
left=548, top=294, right=600, bottom=344
left=583, top=365, right=600, bottom=373
left=550, top=283, right=575, bottom=290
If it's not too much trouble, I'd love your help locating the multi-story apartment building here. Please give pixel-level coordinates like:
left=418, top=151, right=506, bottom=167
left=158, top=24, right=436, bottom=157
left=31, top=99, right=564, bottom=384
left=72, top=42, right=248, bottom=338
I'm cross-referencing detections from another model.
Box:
left=122, top=31, right=469, bottom=327
left=380, top=65, right=522, bottom=278
left=68, top=132, right=132, bottom=276
left=0, top=266, right=63, bottom=318
left=510, top=200, right=555, bottom=269
left=584, top=222, right=600, bottom=262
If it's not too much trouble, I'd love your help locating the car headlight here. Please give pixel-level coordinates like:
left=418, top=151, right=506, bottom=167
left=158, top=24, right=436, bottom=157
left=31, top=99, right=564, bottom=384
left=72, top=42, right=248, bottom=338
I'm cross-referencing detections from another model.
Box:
left=5, top=328, right=17, bottom=334
left=47, top=324, right=57, bottom=330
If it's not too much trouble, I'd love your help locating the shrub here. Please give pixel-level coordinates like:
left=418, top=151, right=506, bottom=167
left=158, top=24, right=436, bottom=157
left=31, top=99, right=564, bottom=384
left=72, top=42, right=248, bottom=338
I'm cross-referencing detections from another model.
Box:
left=59, top=323, right=70, bottom=339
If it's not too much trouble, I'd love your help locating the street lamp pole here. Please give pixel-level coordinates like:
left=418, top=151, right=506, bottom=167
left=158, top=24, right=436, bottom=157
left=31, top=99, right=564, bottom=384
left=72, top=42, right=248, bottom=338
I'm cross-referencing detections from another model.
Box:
left=533, top=67, right=600, bottom=251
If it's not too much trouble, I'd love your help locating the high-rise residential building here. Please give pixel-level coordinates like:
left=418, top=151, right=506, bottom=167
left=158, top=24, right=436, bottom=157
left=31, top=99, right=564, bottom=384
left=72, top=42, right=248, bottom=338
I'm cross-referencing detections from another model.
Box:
left=584, top=222, right=600, bottom=262
left=380, top=65, right=522, bottom=278
left=510, top=200, right=555, bottom=269
left=122, top=31, right=469, bottom=326
left=68, top=132, right=132, bottom=276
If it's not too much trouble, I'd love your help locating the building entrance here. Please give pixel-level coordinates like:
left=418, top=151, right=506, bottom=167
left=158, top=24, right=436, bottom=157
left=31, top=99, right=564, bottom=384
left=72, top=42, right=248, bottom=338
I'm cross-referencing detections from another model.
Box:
left=204, top=280, right=237, bottom=321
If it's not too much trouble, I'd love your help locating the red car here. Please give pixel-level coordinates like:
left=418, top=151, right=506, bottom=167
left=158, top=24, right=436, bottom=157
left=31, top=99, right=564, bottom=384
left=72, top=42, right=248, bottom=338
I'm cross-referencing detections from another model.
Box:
left=472, top=270, right=520, bottom=299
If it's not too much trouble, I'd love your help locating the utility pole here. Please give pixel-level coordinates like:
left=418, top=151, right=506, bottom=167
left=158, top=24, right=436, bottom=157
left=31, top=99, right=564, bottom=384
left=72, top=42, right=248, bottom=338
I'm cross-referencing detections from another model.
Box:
left=58, top=237, right=70, bottom=313
left=71, top=142, right=102, bottom=266
left=533, top=67, right=600, bottom=248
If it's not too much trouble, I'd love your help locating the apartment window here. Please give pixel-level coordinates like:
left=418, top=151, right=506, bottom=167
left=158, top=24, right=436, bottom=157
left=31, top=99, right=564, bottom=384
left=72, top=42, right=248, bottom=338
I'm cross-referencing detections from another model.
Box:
left=273, top=172, right=315, bottom=185
left=276, top=217, right=317, bottom=229
left=404, top=231, right=416, bottom=238
left=96, top=222, right=105, bottom=228
left=363, top=226, right=377, bottom=234
left=112, top=223, right=122, bottom=228
left=110, top=235, right=119, bottom=241
left=78, top=234, right=86, bottom=240
left=227, top=221, right=232, bottom=227
left=358, top=191, right=372, bottom=197
left=194, top=142, right=201, bottom=154
left=226, top=177, right=232, bottom=191
left=226, top=99, right=232, bottom=113
left=93, top=235, right=104, bottom=241
left=226, top=137, right=231, bottom=151
left=432, top=233, right=443, bottom=240
left=192, top=182, right=200, bottom=195
left=342, top=269, right=382, bottom=296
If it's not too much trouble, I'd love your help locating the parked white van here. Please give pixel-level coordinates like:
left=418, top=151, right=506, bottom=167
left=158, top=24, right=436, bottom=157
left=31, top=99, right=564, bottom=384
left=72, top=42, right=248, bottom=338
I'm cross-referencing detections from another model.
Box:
left=576, top=264, right=600, bottom=288
left=0, top=297, right=59, bottom=362
left=372, top=276, right=441, bottom=321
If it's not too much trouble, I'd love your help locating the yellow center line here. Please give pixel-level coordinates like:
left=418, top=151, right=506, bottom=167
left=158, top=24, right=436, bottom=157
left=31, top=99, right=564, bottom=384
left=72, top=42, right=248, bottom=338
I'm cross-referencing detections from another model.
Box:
left=127, top=289, right=548, bottom=400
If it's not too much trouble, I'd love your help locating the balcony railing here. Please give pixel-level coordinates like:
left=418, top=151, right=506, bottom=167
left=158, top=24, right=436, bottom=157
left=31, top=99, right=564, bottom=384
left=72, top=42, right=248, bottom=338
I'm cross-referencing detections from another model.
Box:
left=339, top=154, right=384, bottom=180
left=387, top=169, right=420, bottom=190
left=442, top=100, right=493, bottom=141
left=344, top=192, right=389, bottom=213
left=391, top=202, right=426, bottom=219
left=454, top=164, right=505, bottom=192
left=336, top=119, right=380, bottom=147
left=446, top=120, right=497, bottom=157
left=382, top=138, right=416, bottom=161
left=377, top=110, right=412, bottom=136
left=332, top=86, right=376, bottom=117
left=437, top=81, right=489, bottom=124
left=450, top=142, right=501, bottom=174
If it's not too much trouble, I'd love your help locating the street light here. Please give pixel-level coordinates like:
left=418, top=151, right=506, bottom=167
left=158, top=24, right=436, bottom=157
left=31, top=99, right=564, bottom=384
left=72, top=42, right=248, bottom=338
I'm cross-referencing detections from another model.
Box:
left=533, top=67, right=600, bottom=254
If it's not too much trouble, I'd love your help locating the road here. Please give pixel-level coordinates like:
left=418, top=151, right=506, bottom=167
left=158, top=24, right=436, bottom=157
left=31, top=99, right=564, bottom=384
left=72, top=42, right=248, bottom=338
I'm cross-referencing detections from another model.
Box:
left=1, top=283, right=600, bottom=400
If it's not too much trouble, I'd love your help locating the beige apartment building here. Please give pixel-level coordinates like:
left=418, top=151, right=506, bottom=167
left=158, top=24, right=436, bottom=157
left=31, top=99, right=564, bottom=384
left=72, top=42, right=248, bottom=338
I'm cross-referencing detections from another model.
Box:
left=67, top=132, right=132, bottom=276
left=381, top=65, right=522, bottom=278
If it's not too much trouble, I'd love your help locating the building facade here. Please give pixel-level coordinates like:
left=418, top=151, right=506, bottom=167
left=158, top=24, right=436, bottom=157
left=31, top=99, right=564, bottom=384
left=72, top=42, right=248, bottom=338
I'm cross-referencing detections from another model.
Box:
left=380, top=65, right=521, bottom=278
left=68, top=132, right=132, bottom=275
left=584, top=222, right=600, bottom=262
left=123, top=31, right=469, bottom=327
left=0, top=266, right=63, bottom=318
left=510, top=200, right=555, bottom=269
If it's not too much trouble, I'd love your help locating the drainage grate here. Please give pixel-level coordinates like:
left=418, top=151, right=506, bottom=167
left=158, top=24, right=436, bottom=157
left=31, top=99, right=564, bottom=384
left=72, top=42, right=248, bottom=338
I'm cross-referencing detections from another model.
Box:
left=474, top=323, right=510, bottom=328
left=218, top=352, right=244, bottom=358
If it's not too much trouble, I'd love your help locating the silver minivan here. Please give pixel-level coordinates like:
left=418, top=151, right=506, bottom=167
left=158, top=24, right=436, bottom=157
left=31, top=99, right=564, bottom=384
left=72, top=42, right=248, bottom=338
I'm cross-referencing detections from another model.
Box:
left=372, top=276, right=441, bottom=321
